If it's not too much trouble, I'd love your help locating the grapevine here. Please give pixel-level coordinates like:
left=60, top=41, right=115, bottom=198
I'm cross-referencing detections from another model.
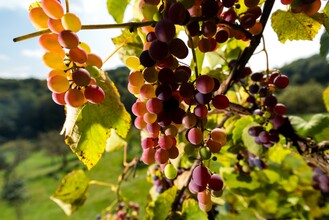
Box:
left=13, top=0, right=329, bottom=219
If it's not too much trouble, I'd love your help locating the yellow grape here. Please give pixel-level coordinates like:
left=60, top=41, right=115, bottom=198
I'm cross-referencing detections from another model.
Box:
left=61, top=13, right=82, bottom=32
left=47, top=69, right=67, bottom=80
left=125, top=56, right=140, bottom=70
left=86, top=53, right=103, bottom=69
left=79, top=42, right=91, bottom=54
left=48, top=18, right=64, bottom=33
left=41, top=0, right=64, bottom=19
left=128, top=70, right=144, bottom=88
left=39, top=33, right=63, bottom=53
left=64, top=89, right=86, bottom=107
left=47, top=75, right=70, bottom=93
left=69, top=47, right=88, bottom=64
left=29, top=7, right=49, bottom=29
left=42, top=51, right=66, bottom=70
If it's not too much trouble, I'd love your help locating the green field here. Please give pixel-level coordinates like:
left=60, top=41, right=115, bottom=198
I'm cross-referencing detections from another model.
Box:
left=0, top=148, right=151, bottom=220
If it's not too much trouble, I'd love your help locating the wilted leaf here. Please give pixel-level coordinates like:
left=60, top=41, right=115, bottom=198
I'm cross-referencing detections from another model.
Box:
left=50, top=170, right=89, bottom=216
left=271, top=10, right=322, bottom=43
left=107, top=0, right=130, bottom=23
left=61, top=72, right=131, bottom=169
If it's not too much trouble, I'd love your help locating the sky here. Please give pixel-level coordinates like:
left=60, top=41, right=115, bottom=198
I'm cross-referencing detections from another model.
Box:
left=0, top=0, right=325, bottom=79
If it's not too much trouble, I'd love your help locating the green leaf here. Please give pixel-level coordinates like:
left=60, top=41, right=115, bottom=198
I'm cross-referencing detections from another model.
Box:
left=323, top=86, right=329, bottom=112
left=289, top=114, right=329, bottom=137
left=145, top=186, right=177, bottom=220
left=181, top=199, right=208, bottom=220
left=61, top=72, right=131, bottom=169
left=106, top=0, right=130, bottom=23
left=112, top=29, right=144, bottom=64
left=105, top=129, right=127, bottom=152
left=50, top=170, right=89, bottom=216
left=271, top=9, right=322, bottom=43
left=268, top=144, right=291, bottom=165
left=232, top=116, right=254, bottom=144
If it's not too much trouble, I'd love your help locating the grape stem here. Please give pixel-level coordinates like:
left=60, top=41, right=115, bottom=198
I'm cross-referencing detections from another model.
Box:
left=65, top=0, right=70, bottom=13
left=13, top=21, right=156, bottom=42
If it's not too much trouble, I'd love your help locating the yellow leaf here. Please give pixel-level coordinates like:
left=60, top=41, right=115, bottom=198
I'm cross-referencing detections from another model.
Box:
left=323, top=86, right=329, bottom=112
left=271, top=10, right=322, bottom=43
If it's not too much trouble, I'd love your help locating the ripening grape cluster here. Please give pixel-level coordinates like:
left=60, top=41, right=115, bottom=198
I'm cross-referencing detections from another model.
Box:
left=101, top=201, right=140, bottom=220
left=188, top=165, right=224, bottom=212
left=311, top=167, right=329, bottom=194
left=28, top=0, right=105, bottom=107
left=281, top=0, right=321, bottom=16
left=245, top=71, right=290, bottom=147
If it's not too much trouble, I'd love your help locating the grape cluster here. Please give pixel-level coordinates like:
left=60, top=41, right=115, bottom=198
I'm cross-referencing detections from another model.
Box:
left=28, top=0, right=105, bottom=107
left=235, top=151, right=267, bottom=174
left=312, top=167, right=329, bottom=194
left=281, top=0, right=321, bottom=16
left=246, top=70, right=290, bottom=147
left=188, top=165, right=224, bottom=212
left=101, top=201, right=140, bottom=220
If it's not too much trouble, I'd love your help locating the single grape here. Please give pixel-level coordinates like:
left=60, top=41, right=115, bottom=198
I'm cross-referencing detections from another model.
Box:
left=72, top=68, right=91, bottom=86
left=193, top=104, right=208, bottom=119
left=206, top=138, right=222, bottom=153
left=199, top=147, right=212, bottom=160
left=169, top=38, right=189, bottom=59
left=208, top=174, right=224, bottom=191
left=187, top=127, right=203, bottom=146
left=69, top=47, right=88, bottom=64
left=42, top=51, right=66, bottom=70
left=149, top=40, right=170, bottom=61
left=139, top=50, right=156, bottom=67
left=140, top=84, right=156, bottom=99
left=42, top=0, right=64, bottom=19
left=29, top=6, right=49, bottom=29
left=155, top=148, right=169, bottom=164
left=164, top=163, right=178, bottom=179
left=58, top=30, right=79, bottom=49
left=39, top=33, right=63, bottom=54
left=210, top=128, right=227, bottom=146
left=47, top=75, right=70, bottom=93
left=168, top=145, right=179, bottom=159
left=155, top=19, right=176, bottom=43
left=274, top=74, right=289, bottom=89
left=61, top=12, right=82, bottom=32
left=212, top=94, right=230, bottom=109
left=158, top=135, right=174, bottom=150
left=182, top=112, right=197, bottom=128
left=84, top=85, right=105, bottom=104
left=65, top=88, right=86, bottom=107
left=132, top=101, right=147, bottom=116
left=201, top=0, right=220, bottom=18
left=196, top=75, right=215, bottom=94
left=168, top=2, right=188, bottom=24
left=48, top=18, right=65, bottom=33
left=52, top=92, right=66, bottom=105
left=86, top=53, right=103, bottom=69
left=202, top=21, right=217, bottom=38
left=192, top=165, right=211, bottom=187
left=128, top=70, right=144, bottom=88
left=141, top=147, right=156, bottom=165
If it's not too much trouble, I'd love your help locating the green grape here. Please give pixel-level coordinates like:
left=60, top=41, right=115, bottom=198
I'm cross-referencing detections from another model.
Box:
left=42, top=51, right=66, bottom=70
left=86, top=53, right=103, bottom=69
left=69, top=47, right=88, bottom=64
left=85, top=65, right=100, bottom=77
left=42, top=0, right=64, bottom=19
left=125, top=56, right=140, bottom=70
left=199, top=147, right=211, bottom=160
left=164, top=163, right=177, bottom=179
left=29, top=6, right=49, bottom=29
left=47, top=75, right=70, bottom=93
left=61, top=12, right=82, bottom=32
left=48, top=18, right=64, bottom=34
left=39, top=33, right=63, bottom=54
left=65, top=88, right=86, bottom=107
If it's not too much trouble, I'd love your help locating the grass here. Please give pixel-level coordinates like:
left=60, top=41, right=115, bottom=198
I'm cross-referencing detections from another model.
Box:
left=0, top=147, right=152, bottom=220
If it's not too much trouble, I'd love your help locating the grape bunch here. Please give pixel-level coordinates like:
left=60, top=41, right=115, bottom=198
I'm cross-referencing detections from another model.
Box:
left=245, top=70, right=290, bottom=147
left=188, top=165, right=224, bottom=212
left=311, top=166, right=329, bottom=194
left=28, top=0, right=105, bottom=107
left=100, top=201, right=140, bottom=220
left=234, top=151, right=267, bottom=174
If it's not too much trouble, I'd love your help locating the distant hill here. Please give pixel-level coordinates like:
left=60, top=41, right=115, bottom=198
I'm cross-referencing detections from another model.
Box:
left=280, top=54, right=329, bottom=85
